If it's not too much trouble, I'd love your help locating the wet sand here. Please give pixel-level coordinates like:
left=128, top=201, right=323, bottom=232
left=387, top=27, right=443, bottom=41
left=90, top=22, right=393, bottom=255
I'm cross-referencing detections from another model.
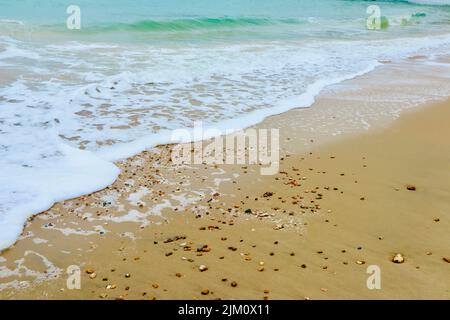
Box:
left=0, top=61, right=449, bottom=299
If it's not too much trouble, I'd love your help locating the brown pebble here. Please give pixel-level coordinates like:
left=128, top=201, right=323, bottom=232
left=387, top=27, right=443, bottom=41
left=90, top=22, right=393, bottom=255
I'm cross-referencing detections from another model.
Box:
left=231, top=281, right=238, bottom=287
left=201, top=289, right=210, bottom=295
left=406, top=185, right=416, bottom=191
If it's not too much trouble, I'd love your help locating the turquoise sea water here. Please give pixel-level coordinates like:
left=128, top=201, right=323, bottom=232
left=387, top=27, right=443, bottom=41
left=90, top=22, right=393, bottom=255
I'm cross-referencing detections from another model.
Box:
left=1, top=0, right=450, bottom=250
left=1, top=0, right=450, bottom=42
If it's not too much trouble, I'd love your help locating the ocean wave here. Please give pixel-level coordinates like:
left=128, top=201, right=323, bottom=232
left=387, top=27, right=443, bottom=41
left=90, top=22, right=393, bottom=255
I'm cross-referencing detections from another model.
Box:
left=81, top=17, right=307, bottom=33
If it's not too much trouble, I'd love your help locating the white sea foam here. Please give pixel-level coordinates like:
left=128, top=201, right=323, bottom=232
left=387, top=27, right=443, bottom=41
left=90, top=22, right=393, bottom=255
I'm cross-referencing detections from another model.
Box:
left=1, top=34, right=450, bottom=250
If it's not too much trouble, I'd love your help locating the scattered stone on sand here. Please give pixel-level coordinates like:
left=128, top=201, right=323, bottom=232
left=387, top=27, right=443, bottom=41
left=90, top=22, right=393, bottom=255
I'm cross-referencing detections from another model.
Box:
left=263, top=192, right=274, bottom=198
left=442, top=257, right=450, bottom=263
left=199, top=264, right=208, bottom=272
left=89, top=273, right=97, bottom=279
left=356, top=260, right=365, bottom=265
left=392, top=253, right=405, bottom=264
left=231, top=281, right=238, bottom=287
left=406, top=185, right=416, bottom=191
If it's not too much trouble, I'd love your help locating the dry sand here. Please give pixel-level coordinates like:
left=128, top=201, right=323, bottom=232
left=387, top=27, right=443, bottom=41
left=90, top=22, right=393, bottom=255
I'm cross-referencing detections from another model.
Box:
left=0, top=60, right=449, bottom=300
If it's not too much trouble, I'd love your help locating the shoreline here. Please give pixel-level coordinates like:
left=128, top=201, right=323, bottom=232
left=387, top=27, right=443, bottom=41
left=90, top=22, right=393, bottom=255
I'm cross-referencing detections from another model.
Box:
left=1, top=57, right=450, bottom=299
left=2, top=53, right=448, bottom=254
left=0, top=60, right=380, bottom=253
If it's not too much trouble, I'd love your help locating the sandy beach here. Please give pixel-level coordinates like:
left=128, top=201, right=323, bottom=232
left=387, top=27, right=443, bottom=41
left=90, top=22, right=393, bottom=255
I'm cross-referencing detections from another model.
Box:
left=0, top=56, right=449, bottom=300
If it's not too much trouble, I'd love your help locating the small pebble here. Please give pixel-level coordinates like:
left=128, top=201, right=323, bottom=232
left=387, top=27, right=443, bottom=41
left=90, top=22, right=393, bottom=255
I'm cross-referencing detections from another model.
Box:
left=201, top=289, right=210, bottom=295
left=392, top=253, right=405, bottom=264
left=85, top=268, right=95, bottom=274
